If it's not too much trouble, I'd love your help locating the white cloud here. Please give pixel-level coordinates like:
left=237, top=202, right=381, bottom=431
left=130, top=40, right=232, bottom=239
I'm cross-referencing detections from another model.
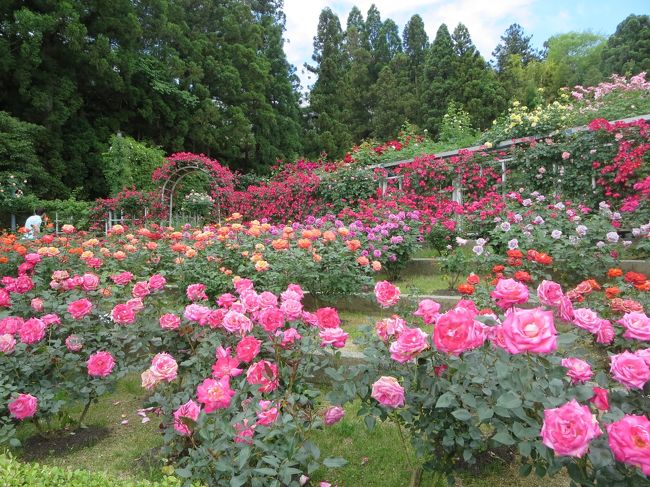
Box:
left=283, top=0, right=539, bottom=93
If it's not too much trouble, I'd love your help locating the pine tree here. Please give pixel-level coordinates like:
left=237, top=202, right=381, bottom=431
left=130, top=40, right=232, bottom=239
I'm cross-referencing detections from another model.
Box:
left=422, top=24, right=455, bottom=135
left=601, top=15, right=650, bottom=76
left=492, top=23, right=540, bottom=72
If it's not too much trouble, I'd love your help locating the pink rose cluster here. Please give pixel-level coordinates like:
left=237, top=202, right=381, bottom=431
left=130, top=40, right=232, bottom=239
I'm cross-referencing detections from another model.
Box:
left=50, top=272, right=99, bottom=292
left=141, top=352, right=178, bottom=390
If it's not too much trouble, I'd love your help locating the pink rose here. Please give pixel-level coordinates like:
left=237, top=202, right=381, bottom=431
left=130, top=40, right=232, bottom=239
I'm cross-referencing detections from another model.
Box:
left=491, top=278, right=529, bottom=309
left=236, top=336, right=262, bottom=363
left=277, top=327, right=301, bottom=348
left=80, top=273, right=100, bottom=291
left=455, top=299, right=479, bottom=316
left=159, top=313, right=180, bottom=330
left=374, top=281, right=400, bottom=307
left=18, top=318, right=46, bottom=345
left=234, top=419, right=255, bottom=444
left=573, top=308, right=602, bottom=334
left=324, top=406, right=345, bottom=426
left=246, top=360, right=279, bottom=393
left=67, top=298, right=93, bottom=320
left=280, top=299, right=303, bottom=320
left=41, top=313, right=60, bottom=327
left=197, top=376, right=236, bottom=412
left=537, top=280, right=564, bottom=307
left=558, top=295, right=575, bottom=322
left=256, top=400, right=279, bottom=426
left=234, top=278, right=254, bottom=294
left=87, top=351, right=115, bottom=377
left=24, top=253, right=41, bottom=264
left=589, top=387, right=609, bottom=411
left=596, top=319, right=615, bottom=344
left=110, top=272, right=133, bottom=285
left=540, top=399, right=601, bottom=457
left=173, top=400, right=201, bottom=436
left=217, top=293, right=237, bottom=308
left=258, top=291, right=278, bottom=309
left=30, top=298, right=44, bottom=312
left=500, top=308, right=557, bottom=354
left=186, top=283, right=208, bottom=301
left=0, top=317, right=22, bottom=334
left=636, top=348, right=650, bottom=367
left=610, top=351, right=650, bottom=389
left=111, top=303, right=136, bottom=325
left=606, top=415, right=650, bottom=475
left=0, top=334, right=16, bottom=354
left=211, top=347, right=243, bottom=378
left=132, top=281, right=150, bottom=298
left=316, top=307, right=341, bottom=329
left=206, top=309, right=225, bottom=329
left=319, top=327, right=348, bottom=348
left=280, top=289, right=301, bottom=303
left=150, top=352, right=178, bottom=382
left=371, top=376, right=405, bottom=408
left=0, top=289, right=11, bottom=307
left=389, top=327, right=429, bottom=363
left=14, top=276, right=34, bottom=294
left=240, top=290, right=260, bottom=312
left=183, top=304, right=211, bottom=325
left=561, top=357, right=593, bottom=383
left=65, top=335, right=83, bottom=352
left=413, top=299, right=441, bottom=324
left=222, top=310, right=253, bottom=334
left=433, top=308, right=485, bottom=355
left=283, top=284, right=304, bottom=300
left=141, top=369, right=158, bottom=390
left=126, top=298, right=144, bottom=312
left=258, top=307, right=285, bottom=333
left=618, top=312, right=650, bottom=341
left=375, top=316, right=407, bottom=342
left=148, top=274, right=167, bottom=291
left=8, top=393, right=38, bottom=420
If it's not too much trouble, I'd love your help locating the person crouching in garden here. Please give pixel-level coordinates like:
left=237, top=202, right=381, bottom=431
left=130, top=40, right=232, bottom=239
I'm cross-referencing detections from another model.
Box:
left=23, top=208, right=45, bottom=240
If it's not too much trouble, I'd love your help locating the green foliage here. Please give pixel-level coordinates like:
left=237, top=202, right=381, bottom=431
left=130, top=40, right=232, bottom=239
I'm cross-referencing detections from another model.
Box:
left=317, top=167, right=377, bottom=214
left=102, top=135, right=165, bottom=196
left=438, top=102, right=478, bottom=145
left=601, top=14, right=650, bottom=76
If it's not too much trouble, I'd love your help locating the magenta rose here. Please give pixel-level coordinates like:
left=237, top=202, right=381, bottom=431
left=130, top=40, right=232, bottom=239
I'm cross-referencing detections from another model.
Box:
left=374, top=281, right=400, bottom=307
left=197, top=376, right=235, bottom=413
left=148, top=274, right=167, bottom=291
left=500, top=307, right=557, bottom=354
left=589, top=387, right=609, bottom=411
left=610, top=351, right=650, bottom=389
left=540, top=399, right=601, bottom=457
left=159, top=313, right=181, bottom=330
left=389, top=327, right=429, bottom=363
left=68, top=298, right=93, bottom=320
left=0, top=334, right=16, bottom=354
left=315, top=307, right=341, bottom=329
left=413, top=299, right=441, bottom=324
left=236, top=336, right=262, bottom=363
left=8, top=393, right=38, bottom=420
left=324, top=406, right=345, bottom=426
left=561, top=357, right=593, bottom=383
left=173, top=399, right=201, bottom=436
left=433, top=308, right=485, bottom=355
left=618, top=312, right=650, bottom=341
left=537, top=280, right=564, bottom=307
left=256, top=400, right=280, bottom=427
left=319, top=327, right=348, bottom=348
left=246, top=360, right=279, bottom=393
left=258, top=307, right=285, bottom=333
left=18, top=318, right=46, bottom=345
left=491, top=278, right=529, bottom=309
left=371, top=376, right=405, bottom=408
left=111, top=303, right=136, bottom=325
left=606, top=415, right=650, bottom=475
left=150, top=352, right=178, bottom=382
left=87, top=351, right=115, bottom=377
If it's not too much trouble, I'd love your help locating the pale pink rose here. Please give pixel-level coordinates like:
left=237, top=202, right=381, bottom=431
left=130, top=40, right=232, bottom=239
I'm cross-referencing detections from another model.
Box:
left=183, top=304, right=211, bottom=325
left=375, top=316, right=407, bottom=342
left=197, top=376, right=236, bottom=412
left=229, top=302, right=246, bottom=314
left=389, top=327, right=429, bottom=363
left=606, top=415, right=650, bottom=475
left=141, top=369, right=158, bottom=390
left=233, top=278, right=254, bottom=294
left=150, top=352, right=178, bottom=382
left=324, top=406, right=345, bottom=426
left=30, top=298, right=44, bottom=313
left=132, top=281, right=150, bottom=298
left=413, top=299, right=441, bottom=324
left=537, top=280, right=564, bottom=307
left=173, top=399, right=201, bottom=436
left=258, top=307, right=285, bottom=333
left=110, top=272, right=133, bottom=285
left=561, top=357, right=593, bottom=383
left=87, top=351, right=115, bottom=377
left=540, top=399, right=601, bottom=457
left=126, top=298, right=144, bottom=312
left=186, top=283, right=208, bottom=301
left=52, top=270, right=70, bottom=281
left=280, top=299, right=303, bottom=320
left=374, top=281, right=400, bottom=307
left=573, top=308, right=602, bottom=333
left=246, top=360, right=279, bottom=393
left=433, top=308, right=486, bottom=355
left=283, top=284, right=304, bottom=300
left=61, top=224, right=75, bottom=234
left=561, top=151, right=571, bottom=160
left=240, top=290, right=260, bottom=312
left=596, top=319, right=615, bottom=344
left=258, top=291, right=278, bottom=308
left=256, top=400, right=279, bottom=426
left=371, top=376, right=405, bottom=408
left=618, top=312, right=650, bottom=341
left=8, top=393, right=38, bottom=420
left=0, top=334, right=16, bottom=354
left=18, top=318, right=46, bottom=345
left=65, top=335, right=83, bottom=352
left=236, top=336, right=262, bottom=363
left=280, top=289, right=301, bottom=303
left=589, top=387, right=609, bottom=411
left=491, top=278, right=529, bottom=309
left=558, top=295, right=575, bottom=322
left=319, top=327, right=348, bottom=348
left=222, top=310, right=253, bottom=334
left=500, top=307, right=557, bottom=354
left=610, top=351, right=650, bottom=389
left=159, top=313, right=181, bottom=330
left=41, top=313, right=60, bottom=327
left=315, top=307, right=340, bottom=329
left=111, top=303, right=136, bottom=325
left=148, top=274, right=167, bottom=291
left=67, top=298, right=93, bottom=320
left=0, top=317, right=22, bottom=334
left=80, top=273, right=100, bottom=291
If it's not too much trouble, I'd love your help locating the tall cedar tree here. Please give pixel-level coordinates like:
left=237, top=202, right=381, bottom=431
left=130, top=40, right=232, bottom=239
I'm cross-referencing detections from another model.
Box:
left=402, top=15, right=429, bottom=128
left=423, top=24, right=456, bottom=136
left=601, top=14, right=650, bottom=76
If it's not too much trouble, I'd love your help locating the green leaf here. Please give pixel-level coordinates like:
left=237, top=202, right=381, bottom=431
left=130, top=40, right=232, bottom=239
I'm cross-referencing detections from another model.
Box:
left=519, top=463, right=532, bottom=476
left=451, top=409, right=471, bottom=421
left=323, top=457, right=348, bottom=468
left=478, top=406, right=494, bottom=421
left=253, top=468, right=277, bottom=476
left=496, top=391, right=522, bottom=409
left=435, top=392, right=455, bottom=408
left=492, top=431, right=515, bottom=445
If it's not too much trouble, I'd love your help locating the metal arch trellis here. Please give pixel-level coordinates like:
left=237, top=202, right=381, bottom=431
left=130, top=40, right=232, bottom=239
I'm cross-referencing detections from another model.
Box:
left=160, top=164, right=221, bottom=227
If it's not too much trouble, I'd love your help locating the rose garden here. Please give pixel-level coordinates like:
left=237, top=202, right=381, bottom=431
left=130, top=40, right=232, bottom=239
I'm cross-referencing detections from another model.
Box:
left=1, top=71, right=650, bottom=487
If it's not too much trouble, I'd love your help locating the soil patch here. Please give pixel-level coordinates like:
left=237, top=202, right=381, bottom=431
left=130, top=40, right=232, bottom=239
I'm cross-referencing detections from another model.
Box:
left=21, top=426, right=111, bottom=461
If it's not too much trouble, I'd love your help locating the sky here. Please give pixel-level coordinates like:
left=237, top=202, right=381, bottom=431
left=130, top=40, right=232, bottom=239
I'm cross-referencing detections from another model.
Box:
left=282, top=0, right=649, bottom=96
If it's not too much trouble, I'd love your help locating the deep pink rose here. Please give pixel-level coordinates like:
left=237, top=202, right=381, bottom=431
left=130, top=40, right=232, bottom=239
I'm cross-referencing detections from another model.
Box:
left=68, top=298, right=93, bottom=320
left=500, top=307, right=557, bottom=354
left=234, top=419, right=255, bottom=444
left=561, top=357, right=593, bottom=383
left=132, top=281, right=150, bottom=298
left=18, top=318, right=46, bottom=344
left=0, top=334, right=16, bottom=354
left=211, top=346, right=243, bottom=378
left=589, top=387, right=609, bottom=411
left=148, top=274, right=167, bottom=291
left=236, top=336, right=262, bottom=363
left=246, top=360, right=279, bottom=393
left=610, top=351, right=650, bottom=389
left=258, top=307, right=285, bottom=333
left=110, top=272, right=133, bottom=285
left=374, top=281, right=400, bottom=307
left=573, top=308, right=602, bottom=333
left=14, top=276, right=34, bottom=294
left=150, top=352, right=178, bottom=382
left=389, top=327, right=429, bottom=363
left=87, top=351, right=115, bottom=377
left=0, top=289, right=11, bottom=307
left=606, top=415, right=650, bottom=475
left=217, top=293, right=237, bottom=308
left=537, top=280, right=564, bottom=307
left=324, top=406, right=345, bottom=426
left=413, top=299, right=441, bottom=324
left=540, top=399, right=601, bottom=457
left=256, top=400, right=280, bottom=426
left=8, top=393, right=38, bottom=420
left=187, top=283, right=208, bottom=301
left=0, top=317, right=22, bottom=334
left=197, top=376, right=235, bottom=413
left=173, top=399, right=201, bottom=436
left=371, top=376, right=405, bottom=408
left=491, top=278, right=529, bottom=309
left=618, top=312, right=650, bottom=341
left=159, top=313, right=181, bottom=330
left=319, top=327, right=348, bottom=348
left=205, top=309, right=225, bottom=329
left=316, top=307, right=341, bottom=329
left=111, top=303, right=136, bottom=325
left=433, top=308, right=485, bottom=355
